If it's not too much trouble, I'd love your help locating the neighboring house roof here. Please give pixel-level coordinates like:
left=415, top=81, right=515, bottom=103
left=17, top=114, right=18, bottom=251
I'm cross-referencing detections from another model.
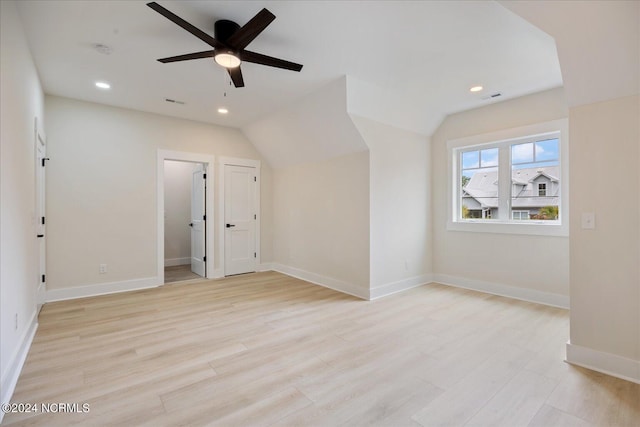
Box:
left=463, top=166, right=559, bottom=209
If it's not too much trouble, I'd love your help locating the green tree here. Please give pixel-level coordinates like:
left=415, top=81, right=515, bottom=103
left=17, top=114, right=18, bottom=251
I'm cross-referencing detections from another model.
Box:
left=462, top=205, right=470, bottom=219
left=461, top=175, right=470, bottom=188
left=539, top=206, right=559, bottom=220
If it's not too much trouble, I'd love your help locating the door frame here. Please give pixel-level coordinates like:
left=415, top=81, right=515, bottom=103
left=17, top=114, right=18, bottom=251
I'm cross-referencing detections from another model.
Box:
left=218, top=157, right=261, bottom=277
left=34, top=117, right=46, bottom=310
left=157, top=150, right=215, bottom=283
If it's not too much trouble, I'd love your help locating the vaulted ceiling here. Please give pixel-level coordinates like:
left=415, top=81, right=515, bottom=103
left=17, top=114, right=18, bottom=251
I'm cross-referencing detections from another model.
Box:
left=16, top=0, right=562, bottom=136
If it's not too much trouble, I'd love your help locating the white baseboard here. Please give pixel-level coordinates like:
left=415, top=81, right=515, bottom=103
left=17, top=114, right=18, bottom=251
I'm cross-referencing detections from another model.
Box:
left=566, top=342, right=640, bottom=384
left=271, top=263, right=368, bottom=300
left=432, top=273, right=569, bottom=309
left=46, top=277, right=161, bottom=302
left=1, top=310, right=38, bottom=422
left=212, top=268, right=224, bottom=279
left=370, top=274, right=433, bottom=300
left=164, top=257, right=191, bottom=267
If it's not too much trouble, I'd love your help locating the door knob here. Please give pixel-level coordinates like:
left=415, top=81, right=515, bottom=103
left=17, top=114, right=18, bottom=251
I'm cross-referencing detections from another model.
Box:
left=226, top=224, right=236, bottom=228
left=37, top=234, right=44, bottom=238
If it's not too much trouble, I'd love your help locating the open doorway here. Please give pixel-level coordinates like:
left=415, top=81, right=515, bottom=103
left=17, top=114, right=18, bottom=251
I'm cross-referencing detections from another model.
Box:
left=163, top=160, right=206, bottom=284
left=157, top=150, right=215, bottom=285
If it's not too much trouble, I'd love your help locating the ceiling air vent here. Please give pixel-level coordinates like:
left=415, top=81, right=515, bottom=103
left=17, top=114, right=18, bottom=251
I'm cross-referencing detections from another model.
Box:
left=482, top=92, right=502, bottom=100
left=165, top=98, right=185, bottom=105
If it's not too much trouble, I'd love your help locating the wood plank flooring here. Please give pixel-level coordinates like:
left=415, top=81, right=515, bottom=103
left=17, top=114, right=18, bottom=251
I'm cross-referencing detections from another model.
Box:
left=3, top=272, right=639, bottom=426
left=164, top=264, right=201, bottom=284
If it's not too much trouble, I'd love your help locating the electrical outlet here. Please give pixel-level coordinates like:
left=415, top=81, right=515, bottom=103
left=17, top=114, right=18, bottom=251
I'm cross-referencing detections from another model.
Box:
left=99, top=264, right=108, bottom=274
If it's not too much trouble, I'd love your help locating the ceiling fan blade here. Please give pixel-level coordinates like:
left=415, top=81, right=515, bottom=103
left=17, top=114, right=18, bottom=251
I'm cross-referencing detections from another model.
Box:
left=226, top=8, right=275, bottom=50
left=147, top=2, right=225, bottom=49
left=241, top=50, right=303, bottom=72
left=158, top=50, right=216, bottom=63
left=227, top=67, right=245, bottom=88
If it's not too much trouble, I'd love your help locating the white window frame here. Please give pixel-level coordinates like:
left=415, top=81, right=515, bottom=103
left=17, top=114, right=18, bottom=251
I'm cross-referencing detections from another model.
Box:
left=512, top=210, right=530, bottom=220
left=447, top=118, right=568, bottom=237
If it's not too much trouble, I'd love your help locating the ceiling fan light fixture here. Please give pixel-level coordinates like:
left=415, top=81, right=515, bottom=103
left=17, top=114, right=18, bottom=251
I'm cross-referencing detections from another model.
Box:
left=214, top=52, right=241, bottom=69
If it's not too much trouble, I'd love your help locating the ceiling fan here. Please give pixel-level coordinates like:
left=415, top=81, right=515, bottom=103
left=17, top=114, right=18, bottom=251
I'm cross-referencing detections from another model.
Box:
left=147, top=2, right=303, bottom=88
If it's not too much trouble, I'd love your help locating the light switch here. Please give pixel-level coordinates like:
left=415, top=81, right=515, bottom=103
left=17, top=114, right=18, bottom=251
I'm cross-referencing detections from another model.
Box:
left=581, top=212, right=595, bottom=229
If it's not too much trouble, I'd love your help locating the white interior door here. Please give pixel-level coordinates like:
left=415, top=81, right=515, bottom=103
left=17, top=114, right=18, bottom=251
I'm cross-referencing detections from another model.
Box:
left=190, top=164, right=206, bottom=277
left=224, top=165, right=256, bottom=276
left=35, top=127, right=46, bottom=309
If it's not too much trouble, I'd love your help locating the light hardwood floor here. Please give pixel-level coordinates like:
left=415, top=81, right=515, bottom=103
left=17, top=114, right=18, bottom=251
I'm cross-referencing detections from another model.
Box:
left=164, top=264, right=202, bottom=284
left=4, top=272, right=639, bottom=426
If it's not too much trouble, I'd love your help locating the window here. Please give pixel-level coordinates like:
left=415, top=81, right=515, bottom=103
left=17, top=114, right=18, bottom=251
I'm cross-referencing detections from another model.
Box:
left=512, top=210, right=530, bottom=220
left=447, top=119, right=568, bottom=236
left=538, top=183, right=547, bottom=196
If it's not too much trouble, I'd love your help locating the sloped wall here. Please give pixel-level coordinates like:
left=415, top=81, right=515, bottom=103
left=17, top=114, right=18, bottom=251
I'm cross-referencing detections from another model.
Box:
left=242, top=77, right=368, bottom=169
left=247, top=77, right=432, bottom=298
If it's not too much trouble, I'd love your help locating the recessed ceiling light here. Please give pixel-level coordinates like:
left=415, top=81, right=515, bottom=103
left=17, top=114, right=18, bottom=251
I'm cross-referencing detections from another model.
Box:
left=217, top=107, right=229, bottom=114
left=95, top=81, right=111, bottom=90
left=470, top=85, right=483, bottom=93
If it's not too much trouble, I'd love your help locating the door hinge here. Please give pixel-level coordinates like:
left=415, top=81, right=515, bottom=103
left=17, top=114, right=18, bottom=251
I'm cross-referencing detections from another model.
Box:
left=254, top=252, right=257, bottom=258
left=41, top=158, right=50, bottom=167
left=203, top=173, right=207, bottom=179
left=254, top=214, right=256, bottom=220
left=41, top=274, right=45, bottom=283
left=203, top=256, right=206, bottom=262
left=41, top=216, right=45, bottom=225
left=254, top=176, right=257, bottom=182
left=203, top=215, right=206, bottom=221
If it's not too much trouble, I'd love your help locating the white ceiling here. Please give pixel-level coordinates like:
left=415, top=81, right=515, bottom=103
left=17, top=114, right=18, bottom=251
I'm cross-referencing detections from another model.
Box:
left=16, top=0, right=562, bottom=135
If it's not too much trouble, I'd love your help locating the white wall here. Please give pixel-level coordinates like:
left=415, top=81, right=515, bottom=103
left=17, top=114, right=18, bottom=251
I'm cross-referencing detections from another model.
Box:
left=350, top=115, right=431, bottom=296
left=44, top=96, right=272, bottom=292
left=501, top=0, right=639, bottom=383
left=0, top=0, right=44, bottom=407
left=568, top=95, right=639, bottom=369
left=431, top=88, right=570, bottom=301
left=272, top=151, right=370, bottom=297
left=163, top=160, right=195, bottom=265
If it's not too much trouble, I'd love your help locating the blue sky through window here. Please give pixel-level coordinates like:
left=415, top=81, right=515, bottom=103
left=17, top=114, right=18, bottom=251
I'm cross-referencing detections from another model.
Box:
left=512, top=138, right=559, bottom=166
left=462, top=148, right=499, bottom=178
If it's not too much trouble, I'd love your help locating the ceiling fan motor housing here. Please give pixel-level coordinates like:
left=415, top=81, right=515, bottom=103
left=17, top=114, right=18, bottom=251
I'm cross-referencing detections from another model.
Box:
left=215, top=19, right=240, bottom=44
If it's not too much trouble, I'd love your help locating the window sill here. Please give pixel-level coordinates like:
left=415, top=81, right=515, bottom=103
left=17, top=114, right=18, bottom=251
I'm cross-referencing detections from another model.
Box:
left=446, top=219, right=569, bottom=237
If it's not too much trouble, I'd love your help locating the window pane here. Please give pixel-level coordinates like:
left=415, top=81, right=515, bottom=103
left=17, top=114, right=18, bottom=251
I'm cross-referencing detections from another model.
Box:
left=455, top=130, right=561, bottom=226
left=462, top=151, right=479, bottom=170
left=511, top=142, right=533, bottom=164
left=511, top=137, right=560, bottom=221
left=461, top=166, right=499, bottom=220
left=480, top=148, right=498, bottom=167
left=535, top=138, right=559, bottom=162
